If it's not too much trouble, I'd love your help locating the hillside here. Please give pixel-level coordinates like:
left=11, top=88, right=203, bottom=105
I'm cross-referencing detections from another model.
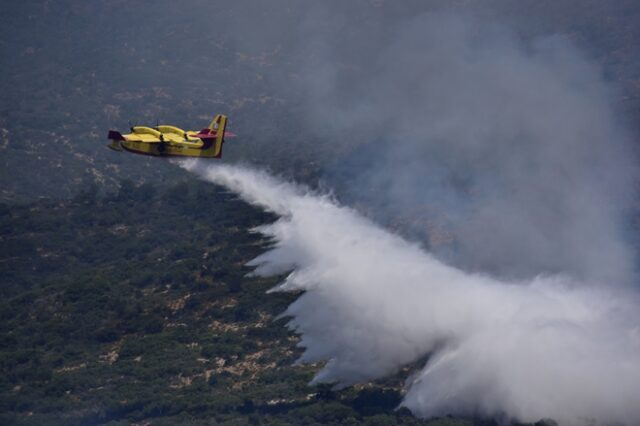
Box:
left=0, top=181, right=512, bottom=425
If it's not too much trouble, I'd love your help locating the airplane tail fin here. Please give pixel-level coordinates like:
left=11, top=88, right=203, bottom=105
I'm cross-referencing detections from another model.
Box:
left=207, top=115, right=224, bottom=132
left=202, top=114, right=228, bottom=158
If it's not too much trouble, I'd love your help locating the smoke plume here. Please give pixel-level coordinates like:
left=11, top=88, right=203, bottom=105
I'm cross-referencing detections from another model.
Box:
left=179, top=4, right=640, bottom=425
left=283, top=10, right=638, bottom=284
left=182, top=160, right=640, bottom=425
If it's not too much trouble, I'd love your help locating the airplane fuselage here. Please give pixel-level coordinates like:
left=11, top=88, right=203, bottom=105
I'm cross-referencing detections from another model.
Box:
left=107, top=115, right=233, bottom=159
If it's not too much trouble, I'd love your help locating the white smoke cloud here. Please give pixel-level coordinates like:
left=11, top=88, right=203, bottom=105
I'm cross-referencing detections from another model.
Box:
left=280, top=9, right=638, bottom=285
left=172, top=4, right=640, bottom=425
left=182, top=160, right=640, bottom=425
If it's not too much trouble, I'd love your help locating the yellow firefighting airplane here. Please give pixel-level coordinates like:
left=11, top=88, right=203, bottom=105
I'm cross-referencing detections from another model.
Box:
left=107, top=114, right=235, bottom=158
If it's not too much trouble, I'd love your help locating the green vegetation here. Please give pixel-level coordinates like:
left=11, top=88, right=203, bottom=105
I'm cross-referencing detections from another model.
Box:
left=0, top=180, right=502, bottom=425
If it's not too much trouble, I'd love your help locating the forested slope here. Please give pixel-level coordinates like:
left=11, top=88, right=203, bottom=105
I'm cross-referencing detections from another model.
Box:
left=0, top=181, right=504, bottom=425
